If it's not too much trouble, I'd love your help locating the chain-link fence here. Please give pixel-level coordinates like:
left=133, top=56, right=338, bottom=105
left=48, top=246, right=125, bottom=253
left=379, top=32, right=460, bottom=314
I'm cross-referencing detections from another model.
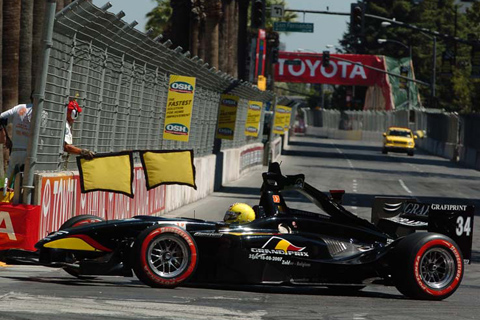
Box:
left=37, top=0, right=275, bottom=171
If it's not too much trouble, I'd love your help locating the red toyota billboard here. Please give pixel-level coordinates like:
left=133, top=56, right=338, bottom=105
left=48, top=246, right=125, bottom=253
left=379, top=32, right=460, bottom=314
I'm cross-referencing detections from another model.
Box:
left=275, top=51, right=386, bottom=86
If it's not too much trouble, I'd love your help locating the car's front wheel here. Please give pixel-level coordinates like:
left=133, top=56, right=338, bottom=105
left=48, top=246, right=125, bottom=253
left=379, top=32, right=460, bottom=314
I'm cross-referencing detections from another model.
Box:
left=132, top=225, right=198, bottom=288
left=391, top=232, right=463, bottom=300
left=59, top=215, right=105, bottom=279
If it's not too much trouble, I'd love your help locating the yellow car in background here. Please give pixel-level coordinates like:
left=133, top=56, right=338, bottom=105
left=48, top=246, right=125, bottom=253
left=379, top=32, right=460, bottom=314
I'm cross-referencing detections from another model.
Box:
left=382, top=126, right=417, bottom=156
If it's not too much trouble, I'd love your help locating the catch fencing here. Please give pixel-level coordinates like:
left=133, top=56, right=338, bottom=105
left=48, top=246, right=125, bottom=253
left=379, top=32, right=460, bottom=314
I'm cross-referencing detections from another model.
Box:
left=37, top=0, right=275, bottom=172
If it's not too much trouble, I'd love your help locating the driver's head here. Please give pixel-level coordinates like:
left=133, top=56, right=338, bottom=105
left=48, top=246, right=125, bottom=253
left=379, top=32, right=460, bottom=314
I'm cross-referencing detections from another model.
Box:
left=67, top=100, right=82, bottom=124
left=223, top=203, right=255, bottom=224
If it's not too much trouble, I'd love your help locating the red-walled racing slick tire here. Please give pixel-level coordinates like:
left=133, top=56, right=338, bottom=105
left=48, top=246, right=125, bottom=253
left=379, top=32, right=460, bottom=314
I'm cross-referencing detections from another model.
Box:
left=392, top=232, right=463, bottom=300
left=132, top=225, right=198, bottom=288
left=60, top=215, right=105, bottom=279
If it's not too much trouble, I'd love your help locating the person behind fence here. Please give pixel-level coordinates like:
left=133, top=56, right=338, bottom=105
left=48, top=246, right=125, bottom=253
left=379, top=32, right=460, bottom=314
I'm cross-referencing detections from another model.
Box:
left=64, top=99, right=95, bottom=160
left=0, top=100, right=33, bottom=186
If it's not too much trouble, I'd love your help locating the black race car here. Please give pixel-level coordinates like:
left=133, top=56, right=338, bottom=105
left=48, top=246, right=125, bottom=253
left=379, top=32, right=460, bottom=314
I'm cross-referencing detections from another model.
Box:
left=2, top=163, right=473, bottom=300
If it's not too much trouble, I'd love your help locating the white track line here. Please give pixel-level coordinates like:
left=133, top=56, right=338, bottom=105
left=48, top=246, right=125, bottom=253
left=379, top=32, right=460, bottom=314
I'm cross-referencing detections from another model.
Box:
left=398, top=179, right=412, bottom=194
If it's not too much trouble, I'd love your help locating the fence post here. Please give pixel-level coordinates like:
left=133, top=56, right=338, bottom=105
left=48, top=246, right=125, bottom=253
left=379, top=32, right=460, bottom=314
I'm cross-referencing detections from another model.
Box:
left=22, top=0, right=57, bottom=204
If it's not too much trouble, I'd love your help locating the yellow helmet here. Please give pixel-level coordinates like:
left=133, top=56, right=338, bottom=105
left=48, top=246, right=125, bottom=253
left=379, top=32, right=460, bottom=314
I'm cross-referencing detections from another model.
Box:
left=223, top=203, right=255, bottom=224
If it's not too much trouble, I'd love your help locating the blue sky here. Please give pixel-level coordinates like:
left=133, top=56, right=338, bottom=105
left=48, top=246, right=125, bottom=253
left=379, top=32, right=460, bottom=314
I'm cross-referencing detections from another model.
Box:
left=92, top=0, right=351, bottom=53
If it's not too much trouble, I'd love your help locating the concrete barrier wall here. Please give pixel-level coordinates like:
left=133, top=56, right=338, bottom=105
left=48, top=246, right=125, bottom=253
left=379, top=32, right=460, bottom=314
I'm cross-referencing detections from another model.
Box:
left=306, top=126, right=480, bottom=171
left=163, top=154, right=216, bottom=213
left=270, top=136, right=283, bottom=162
left=222, top=143, right=264, bottom=185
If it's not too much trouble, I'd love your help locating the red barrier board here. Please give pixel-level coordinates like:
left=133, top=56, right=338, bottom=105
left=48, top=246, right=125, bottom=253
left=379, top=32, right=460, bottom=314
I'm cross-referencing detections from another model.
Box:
left=0, top=204, right=41, bottom=251
left=39, top=167, right=166, bottom=239
left=275, top=52, right=386, bottom=86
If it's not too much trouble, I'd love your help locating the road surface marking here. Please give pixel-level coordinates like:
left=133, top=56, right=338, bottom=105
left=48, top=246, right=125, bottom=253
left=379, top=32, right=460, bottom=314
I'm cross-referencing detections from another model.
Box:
left=399, top=179, right=412, bottom=194
left=334, top=146, right=354, bottom=169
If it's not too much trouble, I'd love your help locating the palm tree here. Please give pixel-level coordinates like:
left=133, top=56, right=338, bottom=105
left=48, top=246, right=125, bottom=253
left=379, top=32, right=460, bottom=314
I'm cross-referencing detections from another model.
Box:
left=20, top=0, right=34, bottom=104
left=0, top=0, right=3, bottom=179
left=56, top=0, right=64, bottom=12
left=146, top=0, right=173, bottom=38
left=238, top=0, right=250, bottom=80
left=2, top=0, right=21, bottom=110
left=32, top=0, right=46, bottom=90
left=204, top=0, right=222, bottom=69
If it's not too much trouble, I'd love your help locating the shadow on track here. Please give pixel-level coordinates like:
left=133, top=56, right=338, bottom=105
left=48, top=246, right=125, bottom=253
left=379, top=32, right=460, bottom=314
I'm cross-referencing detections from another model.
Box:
left=295, top=164, right=480, bottom=182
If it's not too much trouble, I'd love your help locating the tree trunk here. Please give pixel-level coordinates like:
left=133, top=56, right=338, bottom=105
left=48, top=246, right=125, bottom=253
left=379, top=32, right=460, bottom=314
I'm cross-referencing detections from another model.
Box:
left=0, top=0, right=4, bottom=179
left=237, top=0, right=249, bottom=80
left=32, top=0, right=46, bottom=90
left=190, top=1, right=204, bottom=57
left=228, top=0, right=238, bottom=77
left=219, top=0, right=229, bottom=72
left=56, top=0, right=64, bottom=12
left=20, top=0, right=34, bottom=104
left=2, top=0, right=21, bottom=110
left=205, top=0, right=222, bottom=69
left=170, top=0, right=192, bottom=51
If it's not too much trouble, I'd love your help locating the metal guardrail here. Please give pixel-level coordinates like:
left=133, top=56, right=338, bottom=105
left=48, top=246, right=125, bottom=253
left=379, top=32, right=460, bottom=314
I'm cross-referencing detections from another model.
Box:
left=36, top=0, right=276, bottom=171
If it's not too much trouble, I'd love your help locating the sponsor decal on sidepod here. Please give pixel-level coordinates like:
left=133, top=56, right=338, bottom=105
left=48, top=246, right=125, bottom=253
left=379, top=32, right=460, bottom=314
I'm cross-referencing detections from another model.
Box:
left=251, top=236, right=309, bottom=257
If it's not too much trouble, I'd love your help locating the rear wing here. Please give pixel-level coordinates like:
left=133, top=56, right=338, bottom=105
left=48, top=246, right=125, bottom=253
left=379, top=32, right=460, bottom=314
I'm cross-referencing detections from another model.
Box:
left=372, top=197, right=475, bottom=264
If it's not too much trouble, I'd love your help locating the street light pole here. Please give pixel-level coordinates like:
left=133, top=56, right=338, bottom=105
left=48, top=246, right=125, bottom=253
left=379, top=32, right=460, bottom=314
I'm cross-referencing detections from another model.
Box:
left=432, top=36, right=436, bottom=99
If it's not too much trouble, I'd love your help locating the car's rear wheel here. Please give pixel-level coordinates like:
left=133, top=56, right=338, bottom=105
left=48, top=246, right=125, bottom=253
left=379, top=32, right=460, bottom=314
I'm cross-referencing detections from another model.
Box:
left=59, top=215, right=105, bottom=279
left=132, top=225, right=198, bottom=288
left=382, top=148, right=387, bottom=154
left=391, top=232, right=463, bottom=300
left=408, top=150, right=414, bottom=156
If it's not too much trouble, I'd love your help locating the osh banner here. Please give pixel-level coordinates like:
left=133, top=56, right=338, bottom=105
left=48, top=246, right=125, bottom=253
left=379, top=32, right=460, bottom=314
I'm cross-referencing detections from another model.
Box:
left=216, top=94, right=239, bottom=140
left=273, top=105, right=290, bottom=135
left=163, top=75, right=196, bottom=142
left=245, top=101, right=263, bottom=137
left=284, top=107, right=292, bottom=130
left=275, top=52, right=385, bottom=86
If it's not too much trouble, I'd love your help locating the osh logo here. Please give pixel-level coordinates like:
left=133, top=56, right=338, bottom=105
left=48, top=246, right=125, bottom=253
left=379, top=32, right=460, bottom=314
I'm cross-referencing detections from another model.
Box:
left=246, top=127, right=258, bottom=133
left=249, top=104, right=261, bottom=111
left=274, top=125, right=284, bottom=131
left=222, top=99, right=237, bottom=107
left=170, top=81, right=194, bottom=94
left=218, top=128, right=233, bottom=136
left=165, top=123, right=189, bottom=135
left=250, top=236, right=309, bottom=257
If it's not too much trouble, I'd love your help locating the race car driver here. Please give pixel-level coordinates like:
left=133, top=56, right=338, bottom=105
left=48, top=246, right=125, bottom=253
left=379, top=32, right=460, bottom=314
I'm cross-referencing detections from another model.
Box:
left=224, top=203, right=256, bottom=224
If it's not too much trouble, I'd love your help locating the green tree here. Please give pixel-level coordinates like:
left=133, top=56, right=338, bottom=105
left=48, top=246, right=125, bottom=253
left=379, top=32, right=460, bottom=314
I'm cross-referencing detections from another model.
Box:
left=145, top=0, right=172, bottom=37
left=340, top=0, right=479, bottom=113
